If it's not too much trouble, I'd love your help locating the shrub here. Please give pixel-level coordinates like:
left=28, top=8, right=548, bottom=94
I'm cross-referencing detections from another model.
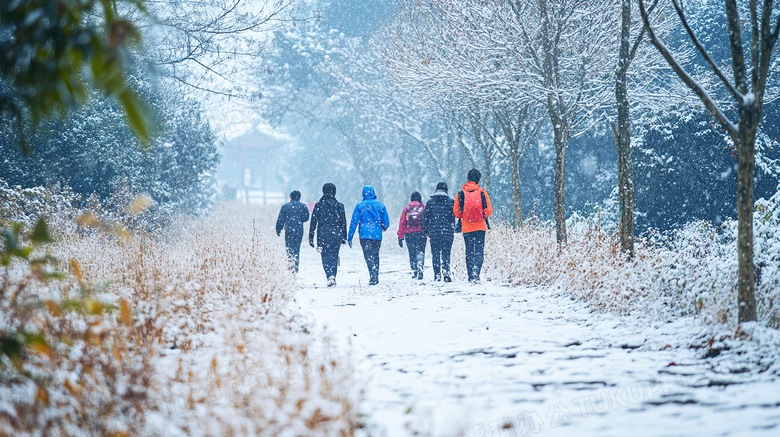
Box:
left=482, top=192, right=780, bottom=330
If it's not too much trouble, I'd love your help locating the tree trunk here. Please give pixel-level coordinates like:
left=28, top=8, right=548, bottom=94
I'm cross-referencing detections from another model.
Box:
left=510, top=152, right=523, bottom=228
left=637, top=0, right=764, bottom=323
left=615, top=122, right=635, bottom=257
left=552, top=117, right=569, bottom=244
left=737, top=106, right=758, bottom=322
left=615, top=0, right=635, bottom=258
left=540, top=0, right=568, bottom=245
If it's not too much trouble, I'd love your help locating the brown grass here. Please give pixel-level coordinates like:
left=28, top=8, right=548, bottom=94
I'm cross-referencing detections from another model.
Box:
left=1, top=202, right=357, bottom=436
left=481, top=220, right=776, bottom=328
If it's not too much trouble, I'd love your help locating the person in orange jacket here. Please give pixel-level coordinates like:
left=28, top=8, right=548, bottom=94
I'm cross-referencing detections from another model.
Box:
left=453, top=168, right=492, bottom=283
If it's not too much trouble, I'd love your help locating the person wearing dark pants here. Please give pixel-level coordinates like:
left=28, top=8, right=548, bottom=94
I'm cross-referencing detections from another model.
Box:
left=276, top=190, right=310, bottom=273
left=423, top=182, right=456, bottom=282
left=398, top=191, right=426, bottom=279
left=320, top=246, right=340, bottom=280
left=285, top=231, right=303, bottom=271
left=453, top=169, right=492, bottom=283
left=360, top=239, right=382, bottom=282
left=309, top=183, right=348, bottom=287
left=429, top=236, right=454, bottom=281
left=348, top=186, right=390, bottom=286
left=404, top=232, right=427, bottom=278
left=463, top=230, right=486, bottom=281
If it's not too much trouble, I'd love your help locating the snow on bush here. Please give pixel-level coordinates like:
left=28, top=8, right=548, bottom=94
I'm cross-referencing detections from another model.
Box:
left=0, top=178, right=81, bottom=233
left=0, top=177, right=176, bottom=237
left=755, top=190, right=780, bottom=329
left=1, top=203, right=357, bottom=436
left=482, top=196, right=780, bottom=330
left=1, top=220, right=157, bottom=435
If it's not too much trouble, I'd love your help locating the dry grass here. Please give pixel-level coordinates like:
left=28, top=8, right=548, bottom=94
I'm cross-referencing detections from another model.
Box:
left=1, top=202, right=358, bottom=436
left=481, top=218, right=779, bottom=329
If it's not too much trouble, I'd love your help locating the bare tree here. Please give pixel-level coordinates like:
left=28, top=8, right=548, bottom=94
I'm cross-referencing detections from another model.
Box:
left=496, top=108, right=545, bottom=227
left=141, top=0, right=299, bottom=97
left=381, top=0, right=549, bottom=225
left=454, top=107, right=543, bottom=225
left=255, top=21, right=470, bottom=206
left=515, top=0, right=620, bottom=243
left=610, top=0, right=685, bottom=257
left=639, top=0, right=780, bottom=322
left=613, top=1, right=642, bottom=258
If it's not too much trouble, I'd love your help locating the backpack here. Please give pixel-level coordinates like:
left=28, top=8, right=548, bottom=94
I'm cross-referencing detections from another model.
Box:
left=458, top=189, right=490, bottom=229
left=406, top=205, right=423, bottom=228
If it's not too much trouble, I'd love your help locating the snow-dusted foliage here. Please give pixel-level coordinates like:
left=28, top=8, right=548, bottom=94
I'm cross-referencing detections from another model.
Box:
left=482, top=196, right=780, bottom=329
left=0, top=179, right=81, bottom=230
left=0, top=80, right=219, bottom=219
left=256, top=19, right=470, bottom=210
left=755, top=190, right=780, bottom=327
left=0, top=204, right=357, bottom=436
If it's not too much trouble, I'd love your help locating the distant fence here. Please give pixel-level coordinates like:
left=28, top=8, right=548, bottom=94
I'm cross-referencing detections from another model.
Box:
left=236, top=188, right=286, bottom=206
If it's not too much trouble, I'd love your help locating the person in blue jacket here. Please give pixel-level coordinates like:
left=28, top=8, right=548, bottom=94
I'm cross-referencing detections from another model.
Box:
left=275, top=190, right=310, bottom=273
left=348, top=185, right=390, bottom=285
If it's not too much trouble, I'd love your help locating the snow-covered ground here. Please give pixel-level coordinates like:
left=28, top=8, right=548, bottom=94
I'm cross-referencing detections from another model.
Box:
left=295, top=242, right=780, bottom=436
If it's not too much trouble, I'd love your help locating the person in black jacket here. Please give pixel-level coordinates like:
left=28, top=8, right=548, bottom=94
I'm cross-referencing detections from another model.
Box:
left=276, top=190, right=310, bottom=273
left=422, top=182, right=457, bottom=282
left=308, top=183, right=348, bottom=287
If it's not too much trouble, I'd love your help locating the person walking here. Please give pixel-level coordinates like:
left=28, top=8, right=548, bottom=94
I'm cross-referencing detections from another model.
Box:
left=398, top=191, right=426, bottom=279
left=453, top=169, right=492, bottom=283
left=275, top=190, right=310, bottom=273
left=422, top=182, right=456, bottom=282
left=347, top=185, right=390, bottom=286
left=309, top=183, right=348, bottom=287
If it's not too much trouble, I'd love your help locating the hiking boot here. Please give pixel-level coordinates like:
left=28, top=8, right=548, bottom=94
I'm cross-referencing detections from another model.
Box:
left=434, top=274, right=442, bottom=282
left=327, top=277, right=336, bottom=287
left=443, top=273, right=452, bottom=282
left=417, top=271, right=423, bottom=280
left=369, top=277, right=379, bottom=286
left=469, top=277, right=480, bottom=285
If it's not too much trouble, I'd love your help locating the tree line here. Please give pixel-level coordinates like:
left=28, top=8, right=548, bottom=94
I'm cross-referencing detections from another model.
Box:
left=259, top=0, right=780, bottom=323
left=1, top=0, right=296, bottom=215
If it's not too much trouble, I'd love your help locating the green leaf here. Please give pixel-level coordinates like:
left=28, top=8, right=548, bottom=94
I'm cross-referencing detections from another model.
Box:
left=3, top=228, right=18, bottom=253
left=0, top=331, right=48, bottom=368
left=0, top=336, right=23, bottom=367
left=119, top=89, right=151, bottom=146
left=60, top=299, right=86, bottom=314
left=22, top=332, right=48, bottom=349
left=30, top=217, right=55, bottom=245
left=42, top=272, right=68, bottom=281
left=19, top=246, right=33, bottom=258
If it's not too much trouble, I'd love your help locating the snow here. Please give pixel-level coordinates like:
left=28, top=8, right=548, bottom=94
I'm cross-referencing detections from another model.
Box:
left=294, top=241, right=780, bottom=436
left=3, top=202, right=779, bottom=435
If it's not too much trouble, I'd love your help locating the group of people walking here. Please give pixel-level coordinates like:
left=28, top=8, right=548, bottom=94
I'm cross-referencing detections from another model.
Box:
left=275, top=169, right=492, bottom=287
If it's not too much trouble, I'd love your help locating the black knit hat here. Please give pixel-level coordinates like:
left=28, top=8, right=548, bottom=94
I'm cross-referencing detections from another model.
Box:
left=467, top=168, right=481, bottom=184
left=436, top=182, right=448, bottom=193
left=322, top=183, right=336, bottom=196
left=411, top=191, right=422, bottom=202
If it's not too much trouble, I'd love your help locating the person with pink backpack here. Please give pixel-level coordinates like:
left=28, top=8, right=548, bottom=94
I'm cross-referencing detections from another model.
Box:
left=398, top=191, right=427, bottom=279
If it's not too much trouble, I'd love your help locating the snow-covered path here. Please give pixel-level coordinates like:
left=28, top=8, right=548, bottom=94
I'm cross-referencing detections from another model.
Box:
left=294, top=243, right=780, bottom=437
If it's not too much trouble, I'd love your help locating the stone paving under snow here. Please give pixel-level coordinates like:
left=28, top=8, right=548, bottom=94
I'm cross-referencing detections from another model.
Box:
left=295, top=242, right=780, bottom=437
